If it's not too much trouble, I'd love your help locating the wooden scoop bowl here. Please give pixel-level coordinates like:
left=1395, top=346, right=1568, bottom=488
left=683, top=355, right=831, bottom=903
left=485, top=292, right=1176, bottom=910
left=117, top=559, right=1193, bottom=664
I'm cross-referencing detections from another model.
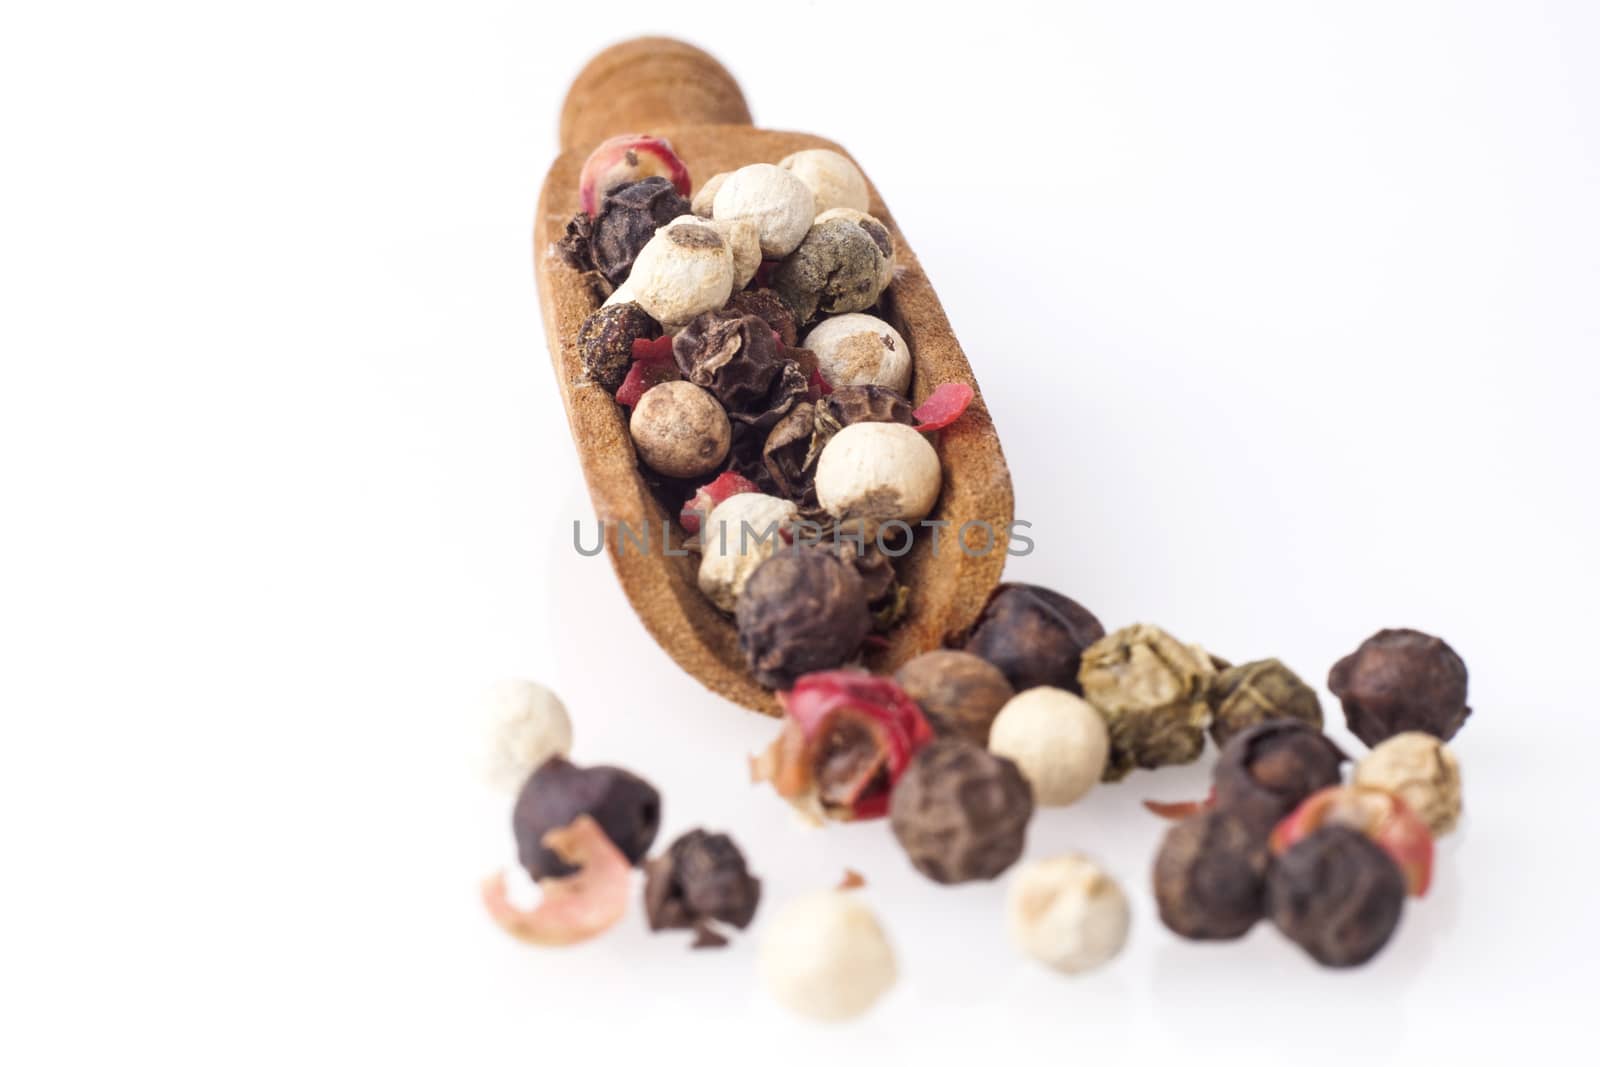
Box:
left=535, top=37, right=1014, bottom=714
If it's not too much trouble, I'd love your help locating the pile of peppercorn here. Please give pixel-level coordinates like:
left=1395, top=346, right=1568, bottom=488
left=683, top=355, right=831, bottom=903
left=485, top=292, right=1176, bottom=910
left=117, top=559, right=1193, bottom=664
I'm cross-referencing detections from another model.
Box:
left=559, top=135, right=976, bottom=692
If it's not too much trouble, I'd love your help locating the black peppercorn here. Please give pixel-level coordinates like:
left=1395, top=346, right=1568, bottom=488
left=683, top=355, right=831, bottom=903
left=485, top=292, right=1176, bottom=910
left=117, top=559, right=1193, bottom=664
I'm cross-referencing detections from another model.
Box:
left=737, top=550, right=871, bottom=689
left=558, top=176, right=690, bottom=287
left=1212, top=720, right=1347, bottom=830
left=1207, top=658, right=1323, bottom=747
left=962, top=584, right=1105, bottom=694
left=643, top=829, right=761, bottom=942
left=575, top=302, right=658, bottom=394
left=1267, top=825, right=1406, bottom=967
left=673, top=309, right=808, bottom=435
left=725, top=288, right=799, bottom=347
left=894, top=650, right=1015, bottom=746
left=889, top=739, right=1034, bottom=884
left=1328, top=628, right=1471, bottom=746
left=1152, top=810, right=1271, bottom=940
left=512, top=757, right=660, bottom=880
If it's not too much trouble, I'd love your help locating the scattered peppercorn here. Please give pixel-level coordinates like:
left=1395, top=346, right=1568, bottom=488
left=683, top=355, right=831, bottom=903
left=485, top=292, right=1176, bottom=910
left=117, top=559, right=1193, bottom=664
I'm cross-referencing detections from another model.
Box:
left=736, top=550, right=871, bottom=689
left=559, top=176, right=691, bottom=288
left=1353, top=731, right=1463, bottom=836
left=888, top=739, right=1033, bottom=884
left=750, top=670, right=934, bottom=822
left=1328, top=628, right=1471, bottom=746
left=575, top=301, right=659, bottom=394
left=1153, top=810, right=1271, bottom=940
left=1007, top=853, right=1131, bottom=974
left=962, top=583, right=1105, bottom=695
left=1207, top=658, right=1323, bottom=748
left=1079, top=624, right=1217, bottom=781
left=988, top=687, right=1109, bottom=806
left=759, top=890, right=896, bottom=1021
left=479, top=679, right=573, bottom=795
left=893, top=650, right=1015, bottom=745
left=1267, top=825, right=1406, bottom=967
left=512, top=757, right=660, bottom=880
left=1211, top=720, right=1347, bottom=830
left=642, top=828, right=761, bottom=943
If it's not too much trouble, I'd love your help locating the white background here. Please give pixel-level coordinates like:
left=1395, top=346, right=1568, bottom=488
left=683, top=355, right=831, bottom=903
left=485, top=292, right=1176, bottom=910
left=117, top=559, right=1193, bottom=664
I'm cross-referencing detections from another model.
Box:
left=5, top=1, right=1598, bottom=1063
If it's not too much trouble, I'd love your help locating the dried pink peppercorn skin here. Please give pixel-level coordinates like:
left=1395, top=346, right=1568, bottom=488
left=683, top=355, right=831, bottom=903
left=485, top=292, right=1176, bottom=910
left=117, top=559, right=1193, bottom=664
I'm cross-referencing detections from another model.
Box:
left=752, top=670, right=934, bottom=821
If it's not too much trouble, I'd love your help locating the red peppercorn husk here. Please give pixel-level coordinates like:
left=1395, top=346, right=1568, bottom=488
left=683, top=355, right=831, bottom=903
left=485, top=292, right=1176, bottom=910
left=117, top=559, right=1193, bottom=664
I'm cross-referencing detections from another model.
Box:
left=806, top=368, right=833, bottom=401
left=750, top=670, right=934, bottom=822
left=912, top=382, right=974, bottom=432
left=631, top=334, right=676, bottom=362
left=1143, top=788, right=1217, bottom=820
left=1270, top=785, right=1434, bottom=897
left=679, top=471, right=759, bottom=534
left=481, top=815, right=633, bottom=946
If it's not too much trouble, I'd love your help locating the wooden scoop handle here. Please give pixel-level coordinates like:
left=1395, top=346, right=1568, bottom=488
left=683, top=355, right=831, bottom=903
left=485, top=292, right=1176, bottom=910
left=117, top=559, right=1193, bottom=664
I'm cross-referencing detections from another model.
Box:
left=559, top=37, right=753, bottom=154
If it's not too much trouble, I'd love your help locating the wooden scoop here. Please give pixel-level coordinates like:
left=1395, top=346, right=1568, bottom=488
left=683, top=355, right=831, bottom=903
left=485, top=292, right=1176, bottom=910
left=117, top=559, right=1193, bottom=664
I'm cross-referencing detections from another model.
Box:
left=535, top=37, right=1014, bottom=714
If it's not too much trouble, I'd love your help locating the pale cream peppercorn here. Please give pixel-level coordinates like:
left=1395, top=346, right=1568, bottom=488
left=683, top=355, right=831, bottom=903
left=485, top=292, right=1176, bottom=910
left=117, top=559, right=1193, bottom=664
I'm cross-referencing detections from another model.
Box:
left=779, top=148, right=870, bottom=215
left=712, top=163, right=815, bottom=257
left=629, top=380, right=730, bottom=479
left=802, top=313, right=910, bottom=392
left=621, top=219, right=735, bottom=327
left=1007, top=853, right=1130, bottom=974
left=759, top=890, right=896, bottom=1021
left=478, top=679, right=573, bottom=794
left=697, top=493, right=800, bottom=612
left=814, top=422, right=941, bottom=532
left=988, top=687, right=1110, bottom=806
left=1354, top=731, right=1463, bottom=835
left=690, top=171, right=729, bottom=217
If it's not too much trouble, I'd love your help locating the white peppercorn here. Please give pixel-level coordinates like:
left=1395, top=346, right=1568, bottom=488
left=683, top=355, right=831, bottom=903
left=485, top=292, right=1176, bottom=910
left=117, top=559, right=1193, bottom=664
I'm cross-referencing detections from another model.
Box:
left=629, top=380, right=730, bottom=479
left=1353, top=731, right=1463, bottom=836
left=1006, top=853, right=1130, bottom=975
left=778, top=148, right=870, bottom=215
left=759, top=890, right=896, bottom=1021
left=814, top=421, right=941, bottom=531
left=622, top=218, right=735, bottom=328
left=691, top=171, right=729, bottom=217
left=988, top=687, right=1110, bottom=806
left=712, top=163, right=815, bottom=258
left=697, top=492, right=799, bottom=612
left=478, top=679, right=573, bottom=794
left=801, top=313, right=910, bottom=392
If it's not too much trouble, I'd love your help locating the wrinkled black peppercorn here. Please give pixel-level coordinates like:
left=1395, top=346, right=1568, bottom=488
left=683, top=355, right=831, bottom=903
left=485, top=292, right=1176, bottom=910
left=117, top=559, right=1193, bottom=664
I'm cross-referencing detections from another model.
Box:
left=889, top=739, right=1034, bottom=884
left=1207, top=658, right=1323, bottom=747
left=962, top=584, right=1106, bottom=694
left=575, top=301, right=658, bottom=394
left=725, top=288, right=799, bottom=347
left=673, top=309, right=808, bottom=435
left=512, top=757, right=660, bottom=880
left=558, top=177, right=690, bottom=287
left=1212, top=720, right=1347, bottom=830
left=736, top=550, right=871, bottom=689
left=760, top=385, right=915, bottom=505
left=1328, top=628, right=1471, bottom=746
left=1267, top=825, right=1406, bottom=967
left=1153, top=810, right=1271, bottom=940
left=643, top=829, right=761, bottom=942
